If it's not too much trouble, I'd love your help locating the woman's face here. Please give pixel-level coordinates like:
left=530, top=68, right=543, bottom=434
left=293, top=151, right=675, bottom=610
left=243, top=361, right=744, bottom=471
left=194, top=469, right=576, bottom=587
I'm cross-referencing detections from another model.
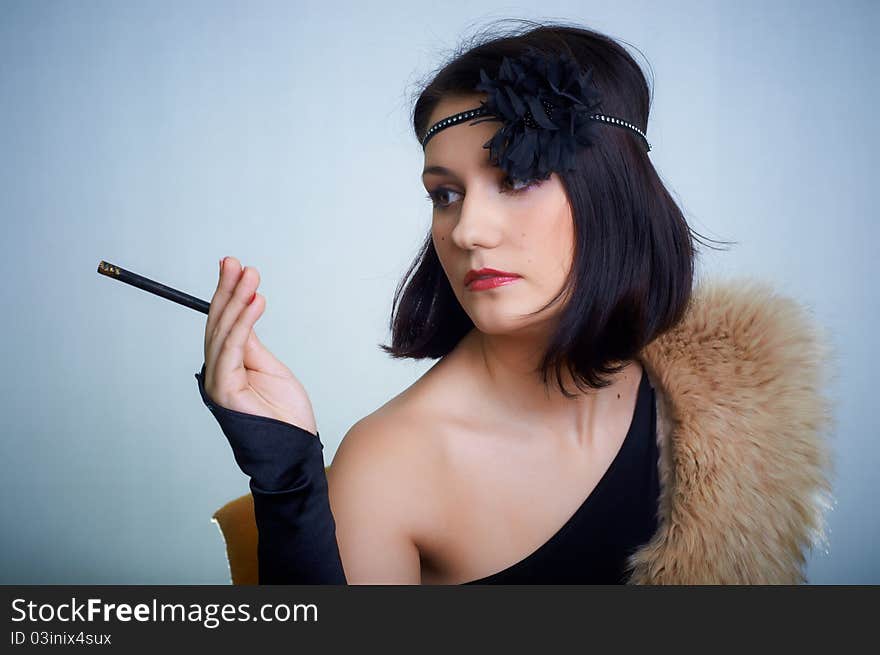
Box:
left=422, top=94, right=576, bottom=336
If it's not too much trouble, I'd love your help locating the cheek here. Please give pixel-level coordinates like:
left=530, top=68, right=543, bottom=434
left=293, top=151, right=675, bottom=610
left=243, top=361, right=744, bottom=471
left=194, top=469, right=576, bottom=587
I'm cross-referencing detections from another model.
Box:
left=518, top=208, right=574, bottom=274
left=431, top=224, right=454, bottom=275
left=431, top=223, right=451, bottom=261
left=546, top=197, right=576, bottom=273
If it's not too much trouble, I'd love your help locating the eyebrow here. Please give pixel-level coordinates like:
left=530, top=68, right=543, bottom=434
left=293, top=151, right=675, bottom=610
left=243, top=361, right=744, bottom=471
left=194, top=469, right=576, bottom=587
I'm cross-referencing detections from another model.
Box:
left=421, top=160, right=494, bottom=179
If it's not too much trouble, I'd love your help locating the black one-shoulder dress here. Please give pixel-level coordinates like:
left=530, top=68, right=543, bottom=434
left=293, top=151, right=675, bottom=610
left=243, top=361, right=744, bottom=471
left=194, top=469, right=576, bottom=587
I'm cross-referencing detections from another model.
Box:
left=194, top=364, right=659, bottom=584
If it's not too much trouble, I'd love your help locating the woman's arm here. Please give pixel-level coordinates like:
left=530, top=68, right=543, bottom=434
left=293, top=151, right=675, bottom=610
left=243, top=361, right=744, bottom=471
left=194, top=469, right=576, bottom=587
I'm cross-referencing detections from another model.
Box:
left=195, top=363, right=421, bottom=584
left=195, top=363, right=345, bottom=583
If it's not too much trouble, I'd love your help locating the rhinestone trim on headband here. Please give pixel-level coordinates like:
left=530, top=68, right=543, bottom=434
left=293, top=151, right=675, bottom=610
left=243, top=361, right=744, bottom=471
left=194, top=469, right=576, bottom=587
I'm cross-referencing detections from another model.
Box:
left=420, top=105, right=652, bottom=152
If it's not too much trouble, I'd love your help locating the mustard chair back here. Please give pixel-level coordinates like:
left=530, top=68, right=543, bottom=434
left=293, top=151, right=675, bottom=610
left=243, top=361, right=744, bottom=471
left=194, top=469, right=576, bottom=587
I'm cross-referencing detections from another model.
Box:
left=211, top=466, right=332, bottom=585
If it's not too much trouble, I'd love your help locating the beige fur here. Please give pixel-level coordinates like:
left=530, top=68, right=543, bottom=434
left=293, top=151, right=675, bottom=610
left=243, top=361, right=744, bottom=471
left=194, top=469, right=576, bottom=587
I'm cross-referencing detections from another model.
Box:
left=624, top=276, right=838, bottom=584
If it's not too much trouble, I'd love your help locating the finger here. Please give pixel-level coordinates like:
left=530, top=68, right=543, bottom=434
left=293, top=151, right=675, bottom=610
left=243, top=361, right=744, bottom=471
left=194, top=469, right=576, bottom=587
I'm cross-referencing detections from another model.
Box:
left=209, top=263, right=258, bottom=367
left=214, top=291, right=265, bottom=389
left=208, top=265, right=261, bottom=384
left=205, top=256, right=243, bottom=361
left=243, top=319, right=290, bottom=377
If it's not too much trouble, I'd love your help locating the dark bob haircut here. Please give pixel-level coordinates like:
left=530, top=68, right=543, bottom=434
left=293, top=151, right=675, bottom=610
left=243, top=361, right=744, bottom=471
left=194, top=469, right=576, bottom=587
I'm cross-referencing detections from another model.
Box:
left=379, top=19, right=731, bottom=397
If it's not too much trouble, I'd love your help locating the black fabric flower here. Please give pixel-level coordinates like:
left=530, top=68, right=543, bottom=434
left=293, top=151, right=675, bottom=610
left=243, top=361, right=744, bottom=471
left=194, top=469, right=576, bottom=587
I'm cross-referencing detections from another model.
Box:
left=469, top=47, right=603, bottom=182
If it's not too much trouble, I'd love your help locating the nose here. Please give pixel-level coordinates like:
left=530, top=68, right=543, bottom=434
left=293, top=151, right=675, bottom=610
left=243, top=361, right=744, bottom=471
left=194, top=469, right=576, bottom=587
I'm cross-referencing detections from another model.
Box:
left=449, top=183, right=505, bottom=250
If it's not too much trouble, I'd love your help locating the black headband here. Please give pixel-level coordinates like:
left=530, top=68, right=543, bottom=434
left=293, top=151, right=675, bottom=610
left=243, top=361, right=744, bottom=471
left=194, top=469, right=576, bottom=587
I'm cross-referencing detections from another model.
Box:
left=421, top=47, right=651, bottom=182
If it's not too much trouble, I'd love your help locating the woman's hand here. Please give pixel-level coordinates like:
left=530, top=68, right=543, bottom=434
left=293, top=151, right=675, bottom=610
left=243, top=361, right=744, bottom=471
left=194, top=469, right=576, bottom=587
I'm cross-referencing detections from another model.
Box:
left=202, top=256, right=318, bottom=436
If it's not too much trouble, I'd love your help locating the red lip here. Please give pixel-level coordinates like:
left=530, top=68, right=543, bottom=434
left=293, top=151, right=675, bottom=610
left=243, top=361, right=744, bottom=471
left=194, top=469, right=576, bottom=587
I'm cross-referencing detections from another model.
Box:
left=464, top=267, right=521, bottom=287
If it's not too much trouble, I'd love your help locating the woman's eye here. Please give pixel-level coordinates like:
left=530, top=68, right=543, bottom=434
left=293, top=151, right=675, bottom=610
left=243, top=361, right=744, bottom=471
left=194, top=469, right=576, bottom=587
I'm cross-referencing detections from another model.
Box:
left=501, top=175, right=540, bottom=193
left=425, top=187, right=462, bottom=210
left=425, top=175, right=542, bottom=210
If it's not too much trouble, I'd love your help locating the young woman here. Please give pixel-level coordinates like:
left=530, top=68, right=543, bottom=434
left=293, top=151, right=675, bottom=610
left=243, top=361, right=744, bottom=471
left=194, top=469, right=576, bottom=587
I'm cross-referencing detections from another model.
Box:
left=195, top=21, right=835, bottom=584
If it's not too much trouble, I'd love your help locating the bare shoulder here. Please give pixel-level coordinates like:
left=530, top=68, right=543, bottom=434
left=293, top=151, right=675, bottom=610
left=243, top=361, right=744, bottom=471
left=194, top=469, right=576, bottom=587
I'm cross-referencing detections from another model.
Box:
left=323, top=383, right=453, bottom=582
left=323, top=337, right=485, bottom=582
left=327, top=352, right=466, bottom=503
left=327, top=402, right=449, bottom=511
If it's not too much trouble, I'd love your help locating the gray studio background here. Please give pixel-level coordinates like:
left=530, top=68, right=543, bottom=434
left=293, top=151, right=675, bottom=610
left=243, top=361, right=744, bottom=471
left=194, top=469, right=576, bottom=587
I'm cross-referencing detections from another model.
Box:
left=1, top=0, right=876, bottom=584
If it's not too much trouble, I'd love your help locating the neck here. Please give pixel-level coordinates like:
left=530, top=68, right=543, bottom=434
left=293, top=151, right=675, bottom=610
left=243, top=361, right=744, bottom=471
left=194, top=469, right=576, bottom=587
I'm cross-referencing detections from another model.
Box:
left=458, top=327, right=638, bottom=447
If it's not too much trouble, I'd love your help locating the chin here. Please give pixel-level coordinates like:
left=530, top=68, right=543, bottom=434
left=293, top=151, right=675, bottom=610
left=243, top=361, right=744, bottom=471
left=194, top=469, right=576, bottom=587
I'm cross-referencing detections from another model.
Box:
left=464, top=308, right=546, bottom=337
